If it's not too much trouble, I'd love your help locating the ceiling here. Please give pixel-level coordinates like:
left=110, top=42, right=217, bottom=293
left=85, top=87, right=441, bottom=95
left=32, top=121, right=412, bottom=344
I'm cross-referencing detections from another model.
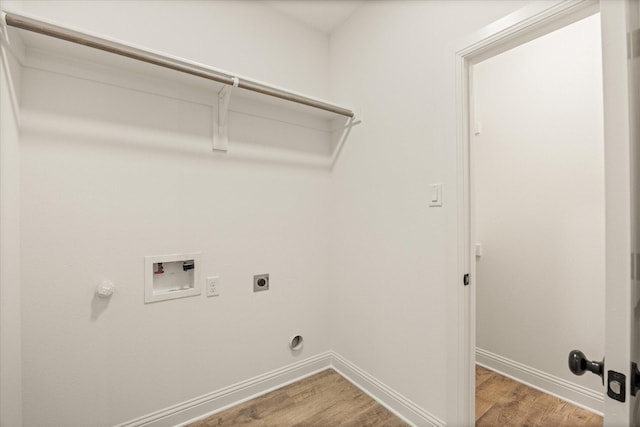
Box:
left=265, top=1, right=366, bottom=34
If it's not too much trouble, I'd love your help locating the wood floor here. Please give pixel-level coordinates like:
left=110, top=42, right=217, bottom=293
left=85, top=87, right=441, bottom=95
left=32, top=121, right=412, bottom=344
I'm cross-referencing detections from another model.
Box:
left=189, top=365, right=603, bottom=426
left=188, top=369, right=408, bottom=426
left=476, top=365, right=603, bottom=426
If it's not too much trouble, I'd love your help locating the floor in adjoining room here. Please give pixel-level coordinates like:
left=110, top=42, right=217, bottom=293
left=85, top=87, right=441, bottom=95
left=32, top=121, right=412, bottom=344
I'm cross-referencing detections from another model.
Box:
left=476, top=365, right=603, bottom=426
left=188, top=369, right=409, bottom=426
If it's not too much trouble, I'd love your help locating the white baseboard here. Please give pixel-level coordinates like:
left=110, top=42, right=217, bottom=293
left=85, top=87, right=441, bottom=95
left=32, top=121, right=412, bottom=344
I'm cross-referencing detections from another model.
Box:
left=115, top=351, right=333, bottom=427
left=115, top=351, right=444, bottom=427
left=476, top=347, right=603, bottom=415
left=331, top=352, right=446, bottom=427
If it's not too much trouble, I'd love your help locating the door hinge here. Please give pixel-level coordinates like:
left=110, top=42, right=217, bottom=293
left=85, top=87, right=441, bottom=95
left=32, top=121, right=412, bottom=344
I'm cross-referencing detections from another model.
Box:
left=463, top=274, right=470, bottom=286
left=629, top=28, right=640, bottom=59
left=631, top=362, right=640, bottom=396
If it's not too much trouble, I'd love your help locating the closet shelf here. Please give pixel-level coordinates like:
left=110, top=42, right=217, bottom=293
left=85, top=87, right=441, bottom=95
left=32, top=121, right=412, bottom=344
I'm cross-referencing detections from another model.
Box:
left=0, top=9, right=355, bottom=121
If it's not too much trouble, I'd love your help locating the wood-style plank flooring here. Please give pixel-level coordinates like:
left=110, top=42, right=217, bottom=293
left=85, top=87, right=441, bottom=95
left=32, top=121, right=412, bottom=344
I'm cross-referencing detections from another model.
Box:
left=189, top=369, right=409, bottom=426
left=189, top=365, right=603, bottom=426
left=476, top=365, right=603, bottom=426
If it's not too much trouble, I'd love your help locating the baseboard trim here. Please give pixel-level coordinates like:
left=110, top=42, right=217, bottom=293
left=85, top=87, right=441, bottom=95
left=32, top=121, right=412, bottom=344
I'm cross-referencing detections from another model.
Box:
left=476, top=347, right=603, bottom=415
left=331, top=352, right=446, bottom=427
left=115, top=351, right=444, bottom=427
left=115, top=351, right=333, bottom=427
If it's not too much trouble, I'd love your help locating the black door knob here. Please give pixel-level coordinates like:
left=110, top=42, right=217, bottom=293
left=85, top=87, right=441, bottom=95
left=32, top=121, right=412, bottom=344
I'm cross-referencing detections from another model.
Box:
left=568, top=349, right=604, bottom=384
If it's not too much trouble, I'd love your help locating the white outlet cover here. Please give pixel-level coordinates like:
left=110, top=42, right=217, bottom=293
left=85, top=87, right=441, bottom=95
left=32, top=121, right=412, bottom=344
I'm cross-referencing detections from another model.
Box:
left=206, top=276, right=220, bottom=297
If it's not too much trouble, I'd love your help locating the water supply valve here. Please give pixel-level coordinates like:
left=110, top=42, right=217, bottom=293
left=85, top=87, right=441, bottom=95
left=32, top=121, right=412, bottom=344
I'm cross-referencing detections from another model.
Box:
left=96, top=280, right=115, bottom=298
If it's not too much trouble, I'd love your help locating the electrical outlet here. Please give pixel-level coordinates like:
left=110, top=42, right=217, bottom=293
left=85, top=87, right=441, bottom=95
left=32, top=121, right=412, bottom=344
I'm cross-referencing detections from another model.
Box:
left=206, top=276, right=220, bottom=297
left=253, top=273, right=269, bottom=292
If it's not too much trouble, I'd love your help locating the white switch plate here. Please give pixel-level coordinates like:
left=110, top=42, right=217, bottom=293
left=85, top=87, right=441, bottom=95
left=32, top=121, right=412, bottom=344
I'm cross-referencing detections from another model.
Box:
left=206, top=276, right=220, bottom=297
left=429, top=183, right=443, bottom=207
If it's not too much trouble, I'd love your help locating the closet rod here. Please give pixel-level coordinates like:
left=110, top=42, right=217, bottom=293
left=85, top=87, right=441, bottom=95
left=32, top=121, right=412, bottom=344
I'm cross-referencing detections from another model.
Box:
left=2, top=11, right=355, bottom=118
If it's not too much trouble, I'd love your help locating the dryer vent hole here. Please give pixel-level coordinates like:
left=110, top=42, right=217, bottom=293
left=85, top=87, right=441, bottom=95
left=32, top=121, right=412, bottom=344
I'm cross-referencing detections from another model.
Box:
left=290, top=335, right=303, bottom=351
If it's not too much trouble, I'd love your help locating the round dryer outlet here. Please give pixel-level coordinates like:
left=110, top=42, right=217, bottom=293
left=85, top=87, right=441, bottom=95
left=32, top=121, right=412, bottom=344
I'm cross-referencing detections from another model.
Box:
left=253, top=273, right=269, bottom=292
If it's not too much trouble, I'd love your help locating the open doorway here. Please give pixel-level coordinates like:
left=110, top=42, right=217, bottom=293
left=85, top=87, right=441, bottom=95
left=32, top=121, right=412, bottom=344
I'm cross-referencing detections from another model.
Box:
left=471, top=13, right=605, bottom=424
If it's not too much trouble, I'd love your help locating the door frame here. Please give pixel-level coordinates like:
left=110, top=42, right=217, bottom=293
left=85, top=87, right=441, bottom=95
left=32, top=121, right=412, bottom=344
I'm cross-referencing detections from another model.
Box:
left=450, top=0, right=634, bottom=425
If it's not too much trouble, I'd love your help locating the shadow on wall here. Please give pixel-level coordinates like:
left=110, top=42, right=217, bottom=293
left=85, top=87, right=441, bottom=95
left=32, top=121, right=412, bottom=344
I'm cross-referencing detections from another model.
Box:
left=91, top=282, right=115, bottom=320
left=91, top=294, right=111, bottom=320
left=21, top=65, right=349, bottom=170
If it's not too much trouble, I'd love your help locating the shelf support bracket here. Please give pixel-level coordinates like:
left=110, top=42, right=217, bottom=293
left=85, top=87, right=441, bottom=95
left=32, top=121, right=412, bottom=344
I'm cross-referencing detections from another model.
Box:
left=0, top=11, right=10, bottom=44
left=213, top=77, right=239, bottom=152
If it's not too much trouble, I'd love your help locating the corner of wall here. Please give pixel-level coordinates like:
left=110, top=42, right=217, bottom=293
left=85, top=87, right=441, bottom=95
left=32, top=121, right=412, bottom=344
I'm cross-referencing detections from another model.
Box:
left=0, top=23, right=23, bottom=427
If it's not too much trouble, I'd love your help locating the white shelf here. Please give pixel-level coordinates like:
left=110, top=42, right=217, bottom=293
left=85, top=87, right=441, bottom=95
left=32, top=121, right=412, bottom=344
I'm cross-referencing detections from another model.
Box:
left=3, top=10, right=354, bottom=121
left=2, top=10, right=359, bottom=166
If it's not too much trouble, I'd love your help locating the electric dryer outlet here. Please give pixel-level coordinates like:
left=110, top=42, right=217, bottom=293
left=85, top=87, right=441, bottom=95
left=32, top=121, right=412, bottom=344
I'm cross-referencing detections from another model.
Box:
left=253, top=274, right=269, bottom=292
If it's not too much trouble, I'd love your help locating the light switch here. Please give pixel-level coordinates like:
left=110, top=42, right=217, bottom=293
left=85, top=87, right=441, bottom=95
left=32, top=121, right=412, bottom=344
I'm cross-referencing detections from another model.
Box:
left=474, top=121, right=483, bottom=136
left=429, top=183, right=443, bottom=207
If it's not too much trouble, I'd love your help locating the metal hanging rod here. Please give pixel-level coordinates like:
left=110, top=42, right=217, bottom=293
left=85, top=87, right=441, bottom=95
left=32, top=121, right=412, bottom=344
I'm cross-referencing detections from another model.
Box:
left=1, top=10, right=355, bottom=118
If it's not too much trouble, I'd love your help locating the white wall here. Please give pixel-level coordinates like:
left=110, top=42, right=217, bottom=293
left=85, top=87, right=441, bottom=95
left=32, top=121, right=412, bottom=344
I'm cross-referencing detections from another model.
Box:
left=0, top=1, right=23, bottom=423
left=18, top=0, right=330, bottom=100
left=7, top=1, right=600, bottom=425
left=329, top=0, right=532, bottom=422
left=13, top=1, right=334, bottom=426
left=474, top=14, right=605, bottom=401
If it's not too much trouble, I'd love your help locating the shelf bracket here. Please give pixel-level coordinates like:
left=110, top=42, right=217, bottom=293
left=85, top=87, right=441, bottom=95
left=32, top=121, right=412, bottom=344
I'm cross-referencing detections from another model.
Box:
left=0, top=11, right=9, bottom=44
left=213, top=77, right=239, bottom=152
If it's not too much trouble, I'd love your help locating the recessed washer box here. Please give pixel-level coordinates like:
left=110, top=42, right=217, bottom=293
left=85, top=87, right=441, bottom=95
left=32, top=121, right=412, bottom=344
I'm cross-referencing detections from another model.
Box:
left=144, top=253, right=201, bottom=303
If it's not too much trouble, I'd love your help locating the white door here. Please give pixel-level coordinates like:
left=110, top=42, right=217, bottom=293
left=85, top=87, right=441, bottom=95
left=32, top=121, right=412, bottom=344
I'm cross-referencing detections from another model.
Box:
left=455, top=1, right=640, bottom=425
left=601, top=0, right=639, bottom=425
